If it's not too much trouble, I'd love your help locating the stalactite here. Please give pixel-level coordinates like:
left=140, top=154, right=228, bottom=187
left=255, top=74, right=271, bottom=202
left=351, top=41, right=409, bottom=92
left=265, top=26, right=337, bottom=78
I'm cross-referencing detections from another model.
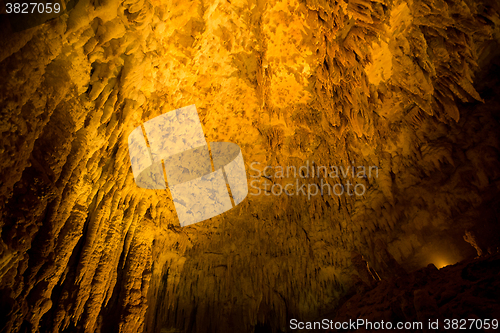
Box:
left=1, top=0, right=500, bottom=332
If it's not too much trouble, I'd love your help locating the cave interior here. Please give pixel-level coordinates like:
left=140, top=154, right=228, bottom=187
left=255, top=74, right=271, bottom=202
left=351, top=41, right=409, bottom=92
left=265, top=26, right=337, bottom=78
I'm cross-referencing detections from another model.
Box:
left=0, top=0, right=500, bottom=332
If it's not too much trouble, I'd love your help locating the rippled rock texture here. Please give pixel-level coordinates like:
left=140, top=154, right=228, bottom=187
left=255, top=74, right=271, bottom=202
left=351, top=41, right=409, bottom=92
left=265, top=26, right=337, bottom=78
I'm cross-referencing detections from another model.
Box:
left=0, top=0, right=499, bottom=332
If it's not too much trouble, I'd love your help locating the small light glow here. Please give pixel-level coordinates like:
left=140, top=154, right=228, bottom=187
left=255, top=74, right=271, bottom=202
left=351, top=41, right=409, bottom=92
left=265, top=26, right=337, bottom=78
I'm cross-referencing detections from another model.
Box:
left=433, top=258, right=451, bottom=269
left=429, top=252, right=459, bottom=269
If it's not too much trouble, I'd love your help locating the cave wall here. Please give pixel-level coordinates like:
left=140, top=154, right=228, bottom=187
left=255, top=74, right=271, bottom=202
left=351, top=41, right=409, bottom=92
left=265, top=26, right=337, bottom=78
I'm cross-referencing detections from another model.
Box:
left=0, top=0, right=500, bottom=332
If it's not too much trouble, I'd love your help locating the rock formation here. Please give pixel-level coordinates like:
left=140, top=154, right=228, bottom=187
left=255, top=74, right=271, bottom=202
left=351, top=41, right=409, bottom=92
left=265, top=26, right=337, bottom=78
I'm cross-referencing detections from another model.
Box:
left=331, top=253, right=500, bottom=333
left=0, top=0, right=499, bottom=332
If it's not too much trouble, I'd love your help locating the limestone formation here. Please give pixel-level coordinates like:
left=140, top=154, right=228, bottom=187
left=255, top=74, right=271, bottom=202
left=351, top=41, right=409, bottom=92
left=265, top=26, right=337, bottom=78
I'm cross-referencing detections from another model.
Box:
left=0, top=0, right=499, bottom=332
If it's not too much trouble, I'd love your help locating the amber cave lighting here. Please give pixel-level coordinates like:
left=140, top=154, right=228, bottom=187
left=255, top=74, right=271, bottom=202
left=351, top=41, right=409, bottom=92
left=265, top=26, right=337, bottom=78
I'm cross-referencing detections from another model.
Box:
left=1, top=0, right=500, bottom=332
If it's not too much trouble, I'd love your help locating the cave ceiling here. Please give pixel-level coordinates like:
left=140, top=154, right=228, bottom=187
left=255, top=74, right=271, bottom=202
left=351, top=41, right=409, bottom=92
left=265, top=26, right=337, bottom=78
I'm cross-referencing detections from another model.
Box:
left=0, top=0, right=500, bottom=332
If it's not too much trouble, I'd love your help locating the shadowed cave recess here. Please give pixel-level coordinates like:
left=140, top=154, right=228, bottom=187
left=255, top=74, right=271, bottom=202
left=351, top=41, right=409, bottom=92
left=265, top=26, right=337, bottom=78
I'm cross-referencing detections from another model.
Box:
left=1, top=0, right=500, bottom=332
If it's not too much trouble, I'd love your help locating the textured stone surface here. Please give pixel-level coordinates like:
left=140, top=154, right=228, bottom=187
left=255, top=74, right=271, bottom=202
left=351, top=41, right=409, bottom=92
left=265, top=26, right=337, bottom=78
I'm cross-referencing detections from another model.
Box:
left=329, top=253, right=500, bottom=332
left=0, top=0, right=499, bottom=332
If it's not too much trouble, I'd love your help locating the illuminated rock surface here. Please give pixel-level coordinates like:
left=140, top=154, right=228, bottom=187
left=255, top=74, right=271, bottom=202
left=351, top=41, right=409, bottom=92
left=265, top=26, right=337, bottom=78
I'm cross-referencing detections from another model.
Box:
left=0, top=0, right=499, bottom=332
